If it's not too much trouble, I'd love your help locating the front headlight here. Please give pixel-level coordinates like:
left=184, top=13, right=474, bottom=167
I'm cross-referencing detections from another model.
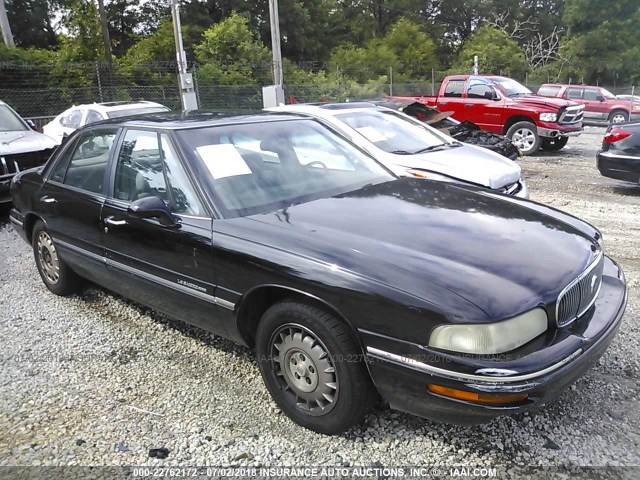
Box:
left=428, top=308, right=548, bottom=354
left=406, top=169, right=454, bottom=182
left=539, top=112, right=557, bottom=122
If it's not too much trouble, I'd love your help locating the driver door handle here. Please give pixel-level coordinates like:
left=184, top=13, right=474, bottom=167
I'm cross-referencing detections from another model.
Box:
left=41, top=196, right=57, bottom=204
left=104, top=217, right=127, bottom=227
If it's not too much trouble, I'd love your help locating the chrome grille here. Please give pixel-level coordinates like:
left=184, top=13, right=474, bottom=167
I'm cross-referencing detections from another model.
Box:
left=556, top=253, right=604, bottom=327
left=0, top=156, right=20, bottom=178
left=558, top=105, right=584, bottom=125
left=499, top=181, right=521, bottom=196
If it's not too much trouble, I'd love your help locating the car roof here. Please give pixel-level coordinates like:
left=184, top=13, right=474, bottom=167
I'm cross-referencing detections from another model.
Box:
left=77, top=111, right=313, bottom=130
left=69, top=100, right=169, bottom=113
left=269, top=103, right=388, bottom=117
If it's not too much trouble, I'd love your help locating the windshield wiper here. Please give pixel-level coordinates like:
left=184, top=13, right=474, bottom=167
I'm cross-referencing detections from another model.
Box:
left=410, top=143, right=451, bottom=154
left=390, top=150, right=413, bottom=155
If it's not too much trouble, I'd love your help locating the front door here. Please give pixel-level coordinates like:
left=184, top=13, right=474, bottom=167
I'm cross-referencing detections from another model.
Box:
left=100, top=129, right=228, bottom=334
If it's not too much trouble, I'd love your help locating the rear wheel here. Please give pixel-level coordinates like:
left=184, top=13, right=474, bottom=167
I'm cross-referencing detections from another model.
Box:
left=506, top=121, right=541, bottom=155
left=256, top=300, right=375, bottom=434
left=609, top=110, right=629, bottom=124
left=32, top=220, right=80, bottom=296
left=540, top=136, right=569, bottom=151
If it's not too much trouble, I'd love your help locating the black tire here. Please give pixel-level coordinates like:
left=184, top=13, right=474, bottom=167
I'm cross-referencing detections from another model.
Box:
left=540, top=136, right=569, bottom=151
left=32, top=220, right=80, bottom=296
left=609, top=110, right=629, bottom=125
left=506, top=121, right=541, bottom=155
left=256, top=300, right=375, bottom=434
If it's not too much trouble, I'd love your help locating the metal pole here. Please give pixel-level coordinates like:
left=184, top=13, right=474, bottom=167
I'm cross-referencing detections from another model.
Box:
left=431, top=68, right=435, bottom=96
left=0, top=0, right=14, bottom=47
left=96, top=0, right=112, bottom=68
left=269, top=0, right=283, bottom=86
left=389, top=66, right=393, bottom=97
left=473, top=55, right=479, bottom=75
left=171, top=0, right=198, bottom=110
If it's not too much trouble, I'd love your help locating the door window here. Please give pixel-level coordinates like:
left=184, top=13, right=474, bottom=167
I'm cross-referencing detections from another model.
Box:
left=565, top=88, right=583, bottom=100
left=60, top=109, right=83, bottom=128
left=467, top=83, right=495, bottom=99
left=583, top=89, right=601, bottom=101
left=62, top=129, right=118, bottom=194
left=443, top=80, right=465, bottom=98
left=86, top=110, right=104, bottom=124
left=114, top=129, right=205, bottom=216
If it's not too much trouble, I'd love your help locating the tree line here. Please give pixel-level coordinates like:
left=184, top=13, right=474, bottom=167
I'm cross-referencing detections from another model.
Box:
left=1, top=0, right=639, bottom=90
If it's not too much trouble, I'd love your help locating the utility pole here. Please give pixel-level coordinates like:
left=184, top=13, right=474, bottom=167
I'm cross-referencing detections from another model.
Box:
left=170, top=0, right=198, bottom=110
left=96, top=0, right=112, bottom=68
left=0, top=0, right=15, bottom=47
left=263, top=0, right=284, bottom=107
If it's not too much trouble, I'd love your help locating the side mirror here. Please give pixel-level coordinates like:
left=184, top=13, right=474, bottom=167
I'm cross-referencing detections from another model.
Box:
left=597, top=96, right=605, bottom=102
left=127, top=196, right=180, bottom=228
left=26, top=119, right=36, bottom=130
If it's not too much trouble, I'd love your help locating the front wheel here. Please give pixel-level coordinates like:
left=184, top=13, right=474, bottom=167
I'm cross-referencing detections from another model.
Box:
left=506, top=121, right=541, bottom=155
left=540, top=136, right=569, bottom=151
left=256, top=301, right=375, bottom=434
left=609, top=110, right=629, bottom=124
left=32, top=220, right=80, bottom=296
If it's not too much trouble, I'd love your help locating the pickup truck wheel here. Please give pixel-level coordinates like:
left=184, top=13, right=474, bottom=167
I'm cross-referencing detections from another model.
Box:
left=609, top=110, right=629, bottom=124
left=540, top=136, right=569, bottom=151
left=506, top=121, right=541, bottom=155
left=256, top=300, right=375, bottom=434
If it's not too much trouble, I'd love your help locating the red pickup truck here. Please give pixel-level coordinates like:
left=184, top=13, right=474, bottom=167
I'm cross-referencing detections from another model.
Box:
left=397, top=75, right=584, bottom=155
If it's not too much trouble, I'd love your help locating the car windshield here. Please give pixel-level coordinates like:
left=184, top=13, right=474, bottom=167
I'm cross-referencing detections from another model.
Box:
left=336, top=109, right=451, bottom=154
left=0, top=104, right=28, bottom=132
left=600, top=88, right=616, bottom=100
left=175, top=118, right=394, bottom=218
left=106, top=106, right=169, bottom=118
left=491, top=78, right=532, bottom=97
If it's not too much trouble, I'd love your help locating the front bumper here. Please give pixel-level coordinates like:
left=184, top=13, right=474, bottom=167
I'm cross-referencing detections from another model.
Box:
left=538, top=121, right=583, bottom=139
left=364, top=256, right=627, bottom=425
left=597, top=151, right=640, bottom=183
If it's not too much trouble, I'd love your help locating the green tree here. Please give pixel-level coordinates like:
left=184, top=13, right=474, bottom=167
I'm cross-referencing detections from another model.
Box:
left=453, top=25, right=527, bottom=77
left=194, top=12, right=272, bottom=85
left=5, top=0, right=57, bottom=48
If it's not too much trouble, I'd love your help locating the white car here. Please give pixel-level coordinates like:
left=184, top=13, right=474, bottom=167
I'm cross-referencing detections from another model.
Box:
left=43, top=101, right=170, bottom=144
left=268, top=103, right=528, bottom=198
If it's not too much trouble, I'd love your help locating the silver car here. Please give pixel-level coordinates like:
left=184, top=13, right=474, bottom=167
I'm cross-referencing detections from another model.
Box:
left=269, top=103, right=528, bottom=198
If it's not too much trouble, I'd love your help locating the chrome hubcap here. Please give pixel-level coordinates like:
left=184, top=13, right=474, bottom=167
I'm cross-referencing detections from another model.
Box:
left=611, top=114, right=626, bottom=124
left=270, top=324, right=338, bottom=416
left=37, top=231, right=60, bottom=284
left=512, top=128, right=536, bottom=152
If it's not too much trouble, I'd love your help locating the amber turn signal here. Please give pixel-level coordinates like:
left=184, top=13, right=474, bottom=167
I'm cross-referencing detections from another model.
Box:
left=427, top=384, right=528, bottom=405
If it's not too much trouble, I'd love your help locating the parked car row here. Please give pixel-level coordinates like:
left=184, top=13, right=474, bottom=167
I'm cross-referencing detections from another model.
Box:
left=8, top=105, right=628, bottom=434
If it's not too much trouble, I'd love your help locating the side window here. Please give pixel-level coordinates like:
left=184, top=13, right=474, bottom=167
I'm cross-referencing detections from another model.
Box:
left=565, top=88, right=583, bottom=100
left=583, top=89, right=600, bottom=101
left=537, top=86, right=561, bottom=97
left=60, top=109, right=83, bottom=128
left=63, top=129, right=118, bottom=194
left=160, top=134, right=205, bottom=216
left=85, top=110, right=104, bottom=124
left=49, top=138, right=79, bottom=183
left=467, top=83, right=494, bottom=99
left=444, top=80, right=465, bottom=98
left=114, top=130, right=166, bottom=202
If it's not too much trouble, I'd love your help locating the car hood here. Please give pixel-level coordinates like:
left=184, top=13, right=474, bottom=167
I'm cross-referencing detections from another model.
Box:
left=511, top=95, right=577, bottom=110
left=385, top=143, right=521, bottom=189
left=240, top=179, right=600, bottom=322
left=0, top=130, right=58, bottom=155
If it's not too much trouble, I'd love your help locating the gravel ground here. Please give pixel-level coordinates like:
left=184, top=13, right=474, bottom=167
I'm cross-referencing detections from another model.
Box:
left=0, top=126, right=639, bottom=471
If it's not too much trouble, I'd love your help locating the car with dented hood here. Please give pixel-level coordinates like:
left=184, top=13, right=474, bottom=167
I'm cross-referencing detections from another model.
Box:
left=10, top=112, right=627, bottom=434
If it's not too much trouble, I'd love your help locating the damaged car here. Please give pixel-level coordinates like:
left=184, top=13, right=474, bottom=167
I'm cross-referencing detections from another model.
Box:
left=373, top=99, right=520, bottom=160
left=1, top=100, right=58, bottom=204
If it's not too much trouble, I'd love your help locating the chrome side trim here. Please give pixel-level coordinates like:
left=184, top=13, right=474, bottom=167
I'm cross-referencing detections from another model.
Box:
left=9, top=215, right=23, bottom=227
left=366, top=346, right=583, bottom=383
left=53, top=238, right=234, bottom=310
left=598, top=151, right=640, bottom=161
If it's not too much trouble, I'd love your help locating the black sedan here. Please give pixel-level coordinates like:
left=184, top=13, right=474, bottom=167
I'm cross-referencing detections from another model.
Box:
left=10, top=112, right=627, bottom=434
left=597, top=122, right=640, bottom=184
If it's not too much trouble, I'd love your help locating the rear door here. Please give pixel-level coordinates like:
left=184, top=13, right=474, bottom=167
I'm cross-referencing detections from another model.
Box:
left=436, top=78, right=467, bottom=121
left=100, top=129, right=227, bottom=334
left=37, top=127, right=120, bottom=284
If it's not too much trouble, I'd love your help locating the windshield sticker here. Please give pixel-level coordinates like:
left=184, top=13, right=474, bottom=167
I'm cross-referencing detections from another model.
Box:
left=196, top=144, right=252, bottom=179
left=355, top=126, right=387, bottom=143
